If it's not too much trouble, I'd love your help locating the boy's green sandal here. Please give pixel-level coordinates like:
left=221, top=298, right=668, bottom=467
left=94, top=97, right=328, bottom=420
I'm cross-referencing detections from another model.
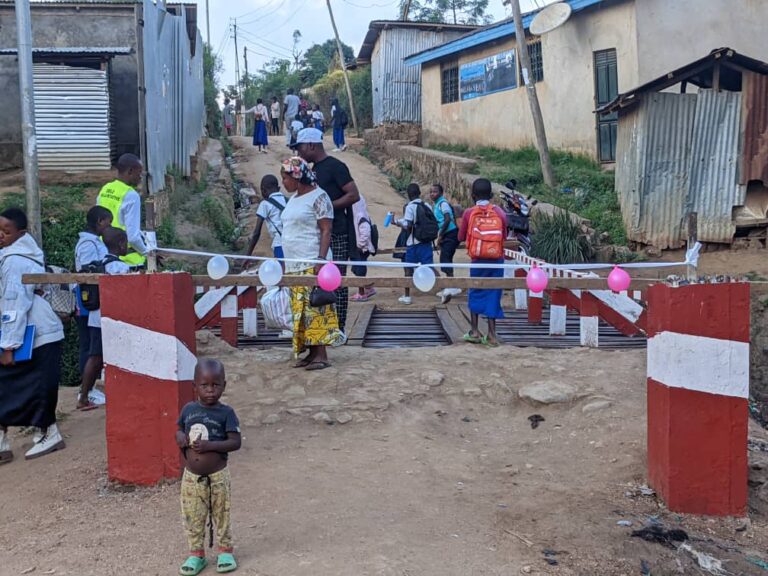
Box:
left=179, top=556, right=207, bottom=576
left=217, top=553, right=237, bottom=573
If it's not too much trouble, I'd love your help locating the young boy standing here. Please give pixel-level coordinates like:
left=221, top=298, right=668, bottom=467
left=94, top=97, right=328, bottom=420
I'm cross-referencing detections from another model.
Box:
left=74, top=206, right=113, bottom=410
left=177, top=358, right=241, bottom=575
left=393, top=183, right=438, bottom=305
left=244, top=175, right=287, bottom=263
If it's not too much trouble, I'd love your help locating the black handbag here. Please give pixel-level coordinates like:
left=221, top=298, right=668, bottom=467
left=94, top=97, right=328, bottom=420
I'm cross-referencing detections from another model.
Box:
left=309, top=287, right=336, bottom=308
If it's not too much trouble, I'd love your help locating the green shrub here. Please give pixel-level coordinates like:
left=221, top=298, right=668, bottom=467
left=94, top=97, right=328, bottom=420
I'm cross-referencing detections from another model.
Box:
left=200, top=196, right=237, bottom=245
left=531, top=210, right=593, bottom=264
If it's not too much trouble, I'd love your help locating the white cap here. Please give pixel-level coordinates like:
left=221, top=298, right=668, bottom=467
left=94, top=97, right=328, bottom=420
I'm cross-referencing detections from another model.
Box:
left=292, top=128, right=323, bottom=147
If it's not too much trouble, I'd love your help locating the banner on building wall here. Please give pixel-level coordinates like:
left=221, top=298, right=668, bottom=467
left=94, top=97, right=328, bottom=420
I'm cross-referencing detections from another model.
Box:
left=459, top=49, right=518, bottom=101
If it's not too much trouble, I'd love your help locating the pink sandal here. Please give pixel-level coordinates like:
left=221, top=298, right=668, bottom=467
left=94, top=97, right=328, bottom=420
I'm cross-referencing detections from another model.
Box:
left=351, top=293, right=369, bottom=302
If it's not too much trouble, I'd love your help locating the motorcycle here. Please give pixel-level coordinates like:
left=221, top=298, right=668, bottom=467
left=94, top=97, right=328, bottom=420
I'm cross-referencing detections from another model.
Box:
left=499, top=179, right=537, bottom=255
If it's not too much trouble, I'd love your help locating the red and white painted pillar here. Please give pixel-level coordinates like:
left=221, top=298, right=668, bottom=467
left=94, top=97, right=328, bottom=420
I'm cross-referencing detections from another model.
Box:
left=241, top=287, right=259, bottom=337
left=100, top=273, right=196, bottom=485
left=513, top=267, right=528, bottom=310
left=580, top=291, right=599, bottom=347
left=549, top=289, right=568, bottom=336
left=220, top=294, right=238, bottom=347
left=646, top=283, right=750, bottom=516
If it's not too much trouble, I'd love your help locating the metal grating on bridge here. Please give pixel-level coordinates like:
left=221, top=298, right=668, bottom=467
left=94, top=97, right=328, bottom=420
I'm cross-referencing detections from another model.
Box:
left=362, top=309, right=450, bottom=348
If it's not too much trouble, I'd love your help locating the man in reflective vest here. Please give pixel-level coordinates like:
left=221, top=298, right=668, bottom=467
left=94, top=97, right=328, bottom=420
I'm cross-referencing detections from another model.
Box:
left=97, top=153, right=147, bottom=267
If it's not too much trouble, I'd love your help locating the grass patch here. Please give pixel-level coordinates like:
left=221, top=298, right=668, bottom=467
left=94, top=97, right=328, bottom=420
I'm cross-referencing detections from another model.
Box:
left=430, top=144, right=627, bottom=244
left=200, top=196, right=237, bottom=246
left=388, top=160, right=413, bottom=194
left=531, top=210, right=593, bottom=264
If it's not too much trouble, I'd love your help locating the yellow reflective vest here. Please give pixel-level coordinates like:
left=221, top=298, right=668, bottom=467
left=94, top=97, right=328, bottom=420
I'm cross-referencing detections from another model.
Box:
left=97, top=179, right=146, bottom=266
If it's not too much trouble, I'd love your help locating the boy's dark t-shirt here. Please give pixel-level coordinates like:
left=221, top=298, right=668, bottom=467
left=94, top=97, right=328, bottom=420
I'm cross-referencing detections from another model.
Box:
left=178, top=401, right=240, bottom=459
left=314, top=156, right=353, bottom=236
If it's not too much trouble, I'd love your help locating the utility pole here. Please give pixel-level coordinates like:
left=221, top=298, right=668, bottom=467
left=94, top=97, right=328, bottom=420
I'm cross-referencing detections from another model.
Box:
left=401, top=0, right=411, bottom=20
left=14, top=0, right=42, bottom=244
left=205, top=0, right=211, bottom=45
left=232, top=19, right=241, bottom=93
left=510, top=0, right=556, bottom=187
left=325, top=0, right=360, bottom=137
left=243, top=46, right=249, bottom=89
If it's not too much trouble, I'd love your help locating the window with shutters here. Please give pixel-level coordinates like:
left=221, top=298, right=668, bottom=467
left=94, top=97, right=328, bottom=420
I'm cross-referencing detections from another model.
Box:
left=594, top=49, right=618, bottom=162
left=441, top=61, right=459, bottom=104
left=526, top=39, right=544, bottom=83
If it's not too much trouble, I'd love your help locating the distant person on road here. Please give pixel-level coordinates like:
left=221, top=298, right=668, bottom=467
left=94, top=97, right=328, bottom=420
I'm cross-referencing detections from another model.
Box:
left=283, top=88, right=301, bottom=145
left=330, top=98, right=348, bottom=152
left=244, top=98, right=270, bottom=153
left=97, top=153, right=148, bottom=268
left=0, top=208, right=66, bottom=463
left=431, top=183, right=461, bottom=304
left=244, top=174, right=287, bottom=263
left=293, top=128, right=361, bottom=332
left=393, top=183, right=438, bottom=305
left=176, top=358, right=242, bottom=576
left=458, top=178, right=508, bottom=347
left=222, top=99, right=234, bottom=137
left=280, top=156, right=345, bottom=369
left=270, top=96, right=280, bottom=135
left=311, top=104, right=325, bottom=133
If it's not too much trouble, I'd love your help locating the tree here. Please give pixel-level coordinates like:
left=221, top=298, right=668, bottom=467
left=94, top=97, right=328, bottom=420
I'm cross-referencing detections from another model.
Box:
left=399, top=0, right=491, bottom=24
left=291, top=30, right=303, bottom=72
left=203, top=43, right=223, bottom=137
left=300, top=39, right=354, bottom=86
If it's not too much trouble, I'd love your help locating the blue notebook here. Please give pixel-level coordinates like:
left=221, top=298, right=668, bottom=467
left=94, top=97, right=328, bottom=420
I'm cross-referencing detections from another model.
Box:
left=0, top=325, right=36, bottom=362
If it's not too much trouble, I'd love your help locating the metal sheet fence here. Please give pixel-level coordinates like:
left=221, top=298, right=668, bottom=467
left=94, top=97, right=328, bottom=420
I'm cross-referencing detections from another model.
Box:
left=142, top=0, right=204, bottom=194
left=616, top=89, right=746, bottom=247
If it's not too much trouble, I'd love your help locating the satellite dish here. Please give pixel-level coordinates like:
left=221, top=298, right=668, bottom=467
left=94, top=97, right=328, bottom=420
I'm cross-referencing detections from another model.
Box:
left=529, top=2, right=572, bottom=36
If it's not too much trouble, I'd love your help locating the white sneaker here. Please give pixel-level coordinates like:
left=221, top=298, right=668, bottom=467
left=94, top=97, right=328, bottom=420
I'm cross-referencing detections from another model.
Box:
left=398, top=295, right=412, bottom=305
left=88, top=388, right=106, bottom=406
left=331, top=148, right=340, bottom=152
left=32, top=427, right=44, bottom=444
left=342, top=145, right=348, bottom=151
left=0, top=429, right=13, bottom=464
left=440, top=288, right=462, bottom=305
left=24, top=423, right=65, bottom=460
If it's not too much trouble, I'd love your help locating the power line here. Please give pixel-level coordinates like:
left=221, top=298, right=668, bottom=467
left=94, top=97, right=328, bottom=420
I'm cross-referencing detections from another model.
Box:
left=237, top=0, right=288, bottom=26
left=237, top=28, right=294, bottom=57
left=341, top=0, right=399, bottom=8
left=267, top=0, right=310, bottom=34
left=234, top=0, right=282, bottom=20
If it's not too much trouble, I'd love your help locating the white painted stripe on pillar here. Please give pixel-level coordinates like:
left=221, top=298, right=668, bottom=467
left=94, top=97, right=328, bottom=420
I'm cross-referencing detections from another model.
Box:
left=580, top=316, right=599, bottom=348
left=549, top=305, right=567, bottom=336
left=591, top=290, right=644, bottom=323
left=514, top=289, right=528, bottom=310
left=243, top=308, right=258, bottom=337
left=647, top=331, right=749, bottom=399
left=221, top=295, right=238, bottom=318
left=633, top=290, right=642, bottom=301
left=195, top=286, right=204, bottom=295
left=195, top=287, right=234, bottom=319
left=101, top=318, right=196, bottom=381
left=529, top=291, right=543, bottom=299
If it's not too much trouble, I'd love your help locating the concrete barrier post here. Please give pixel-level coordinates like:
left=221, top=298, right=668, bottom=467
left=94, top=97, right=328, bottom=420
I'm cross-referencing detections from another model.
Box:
left=646, top=283, right=750, bottom=516
left=220, top=294, right=238, bottom=347
left=100, top=273, right=197, bottom=485
left=513, top=268, right=528, bottom=310
left=580, top=291, right=599, bottom=347
left=548, top=289, right=568, bottom=336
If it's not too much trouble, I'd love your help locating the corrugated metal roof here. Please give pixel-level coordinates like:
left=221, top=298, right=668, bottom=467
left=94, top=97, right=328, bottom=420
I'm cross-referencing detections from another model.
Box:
left=741, top=71, right=768, bottom=185
left=33, top=63, right=112, bottom=171
left=0, top=46, right=131, bottom=55
left=403, top=0, right=620, bottom=67
left=598, top=48, right=768, bottom=115
left=616, top=93, right=697, bottom=248
left=357, top=20, right=477, bottom=63
left=686, top=89, right=746, bottom=244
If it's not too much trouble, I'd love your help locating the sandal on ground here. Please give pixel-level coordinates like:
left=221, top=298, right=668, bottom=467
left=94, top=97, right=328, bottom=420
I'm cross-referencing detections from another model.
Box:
left=350, top=293, right=369, bottom=302
left=462, top=332, right=482, bottom=344
left=481, top=336, right=500, bottom=348
left=305, top=361, right=331, bottom=371
left=0, top=450, right=13, bottom=465
left=217, top=552, right=237, bottom=573
left=179, top=556, right=207, bottom=576
left=292, top=357, right=315, bottom=368
left=77, top=402, right=100, bottom=411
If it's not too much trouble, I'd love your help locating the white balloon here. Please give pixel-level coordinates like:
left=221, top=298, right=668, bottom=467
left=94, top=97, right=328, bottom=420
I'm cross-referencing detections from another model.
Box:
left=207, top=255, right=229, bottom=280
left=412, top=265, right=436, bottom=292
left=258, top=259, right=283, bottom=287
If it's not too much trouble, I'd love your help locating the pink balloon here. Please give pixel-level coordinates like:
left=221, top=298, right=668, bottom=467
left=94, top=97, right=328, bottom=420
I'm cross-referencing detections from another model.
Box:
left=526, top=264, right=549, bottom=293
left=317, top=262, right=342, bottom=291
left=607, top=266, right=631, bottom=292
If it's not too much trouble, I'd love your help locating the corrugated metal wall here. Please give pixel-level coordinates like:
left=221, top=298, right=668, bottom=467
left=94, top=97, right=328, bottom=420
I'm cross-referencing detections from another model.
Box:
left=616, top=89, right=747, bottom=248
left=33, top=63, right=112, bottom=171
left=373, top=28, right=467, bottom=125
left=142, top=0, right=204, bottom=194
left=687, top=90, right=746, bottom=244
left=741, top=71, right=768, bottom=185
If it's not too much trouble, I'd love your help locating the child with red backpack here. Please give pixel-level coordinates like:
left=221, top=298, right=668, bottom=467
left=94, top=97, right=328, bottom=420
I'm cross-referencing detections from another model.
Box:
left=458, top=178, right=508, bottom=346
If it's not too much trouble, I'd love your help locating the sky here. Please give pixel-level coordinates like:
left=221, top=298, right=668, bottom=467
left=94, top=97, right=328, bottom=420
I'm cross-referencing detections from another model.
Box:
left=186, top=0, right=555, bottom=89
